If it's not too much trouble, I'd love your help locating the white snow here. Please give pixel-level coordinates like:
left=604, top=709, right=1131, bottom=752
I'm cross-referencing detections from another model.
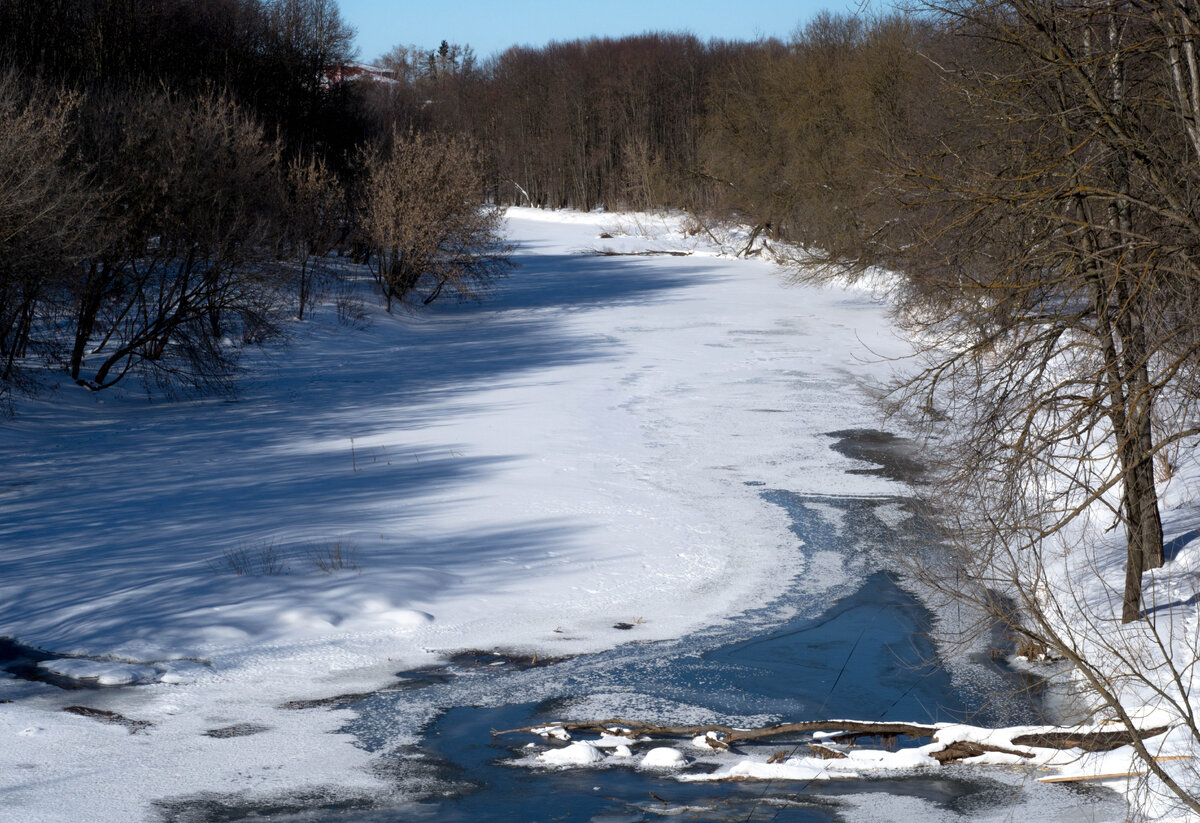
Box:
left=594, top=731, right=642, bottom=747
left=683, top=756, right=838, bottom=781
left=531, top=725, right=572, bottom=741
left=0, top=208, right=913, bottom=819
left=537, top=741, right=605, bottom=766
left=639, top=746, right=687, bottom=769
left=37, top=658, right=160, bottom=686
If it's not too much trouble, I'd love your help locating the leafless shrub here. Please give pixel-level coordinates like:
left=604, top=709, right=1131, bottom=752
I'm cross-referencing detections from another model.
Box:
left=284, top=153, right=345, bottom=320
left=0, top=69, right=98, bottom=404
left=354, top=129, right=514, bottom=311
left=305, top=541, right=358, bottom=574
left=71, top=88, right=287, bottom=395
left=331, top=278, right=370, bottom=328
left=209, top=540, right=289, bottom=576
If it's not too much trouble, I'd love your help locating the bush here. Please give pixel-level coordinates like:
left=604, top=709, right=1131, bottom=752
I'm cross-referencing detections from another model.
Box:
left=0, top=71, right=97, bottom=403
left=355, top=129, right=513, bottom=311
left=70, top=89, right=287, bottom=394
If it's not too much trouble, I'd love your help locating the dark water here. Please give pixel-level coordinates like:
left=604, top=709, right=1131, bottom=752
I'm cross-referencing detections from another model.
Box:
left=371, top=702, right=1017, bottom=823
left=0, top=636, right=110, bottom=691
left=154, top=429, right=1122, bottom=821
left=825, top=429, right=927, bottom=484
left=0, top=637, right=58, bottom=681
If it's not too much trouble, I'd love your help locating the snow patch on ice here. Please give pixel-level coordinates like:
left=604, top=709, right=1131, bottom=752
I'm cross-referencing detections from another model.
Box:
left=537, top=741, right=604, bottom=766
left=0, top=207, right=914, bottom=820
left=639, top=747, right=687, bottom=769
left=38, top=658, right=159, bottom=686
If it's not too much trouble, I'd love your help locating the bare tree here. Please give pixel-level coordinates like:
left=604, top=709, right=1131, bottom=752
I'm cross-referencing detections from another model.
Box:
left=0, top=70, right=97, bottom=404
left=260, top=0, right=356, bottom=149
left=896, top=0, right=1200, bottom=618
left=284, top=153, right=344, bottom=319
left=698, top=13, right=938, bottom=261
left=880, top=1, right=1200, bottom=813
left=71, top=89, right=286, bottom=393
left=355, top=129, right=512, bottom=311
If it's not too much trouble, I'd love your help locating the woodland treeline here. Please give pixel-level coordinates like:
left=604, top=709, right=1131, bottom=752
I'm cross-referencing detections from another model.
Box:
left=374, top=19, right=929, bottom=261
left=0, top=0, right=934, bottom=406
left=0, top=0, right=509, bottom=400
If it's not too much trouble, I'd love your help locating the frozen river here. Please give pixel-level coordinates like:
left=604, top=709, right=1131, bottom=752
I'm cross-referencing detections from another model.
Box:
left=0, top=211, right=1124, bottom=820
left=274, top=433, right=1122, bottom=822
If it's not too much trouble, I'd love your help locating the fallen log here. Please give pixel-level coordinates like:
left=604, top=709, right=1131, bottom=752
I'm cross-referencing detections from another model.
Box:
left=494, top=718, right=940, bottom=745
left=929, top=740, right=1035, bottom=765
left=1011, top=727, right=1168, bottom=752
left=495, top=718, right=1173, bottom=762
left=1037, top=756, right=1194, bottom=783
left=585, top=249, right=693, bottom=257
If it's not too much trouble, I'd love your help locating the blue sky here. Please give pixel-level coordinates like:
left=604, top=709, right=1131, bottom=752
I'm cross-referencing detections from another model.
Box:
left=339, top=1, right=878, bottom=63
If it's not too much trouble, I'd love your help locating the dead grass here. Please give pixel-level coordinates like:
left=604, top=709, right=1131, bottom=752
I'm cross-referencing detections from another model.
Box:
left=208, top=538, right=360, bottom=576
left=208, top=540, right=288, bottom=576
left=304, top=541, right=358, bottom=574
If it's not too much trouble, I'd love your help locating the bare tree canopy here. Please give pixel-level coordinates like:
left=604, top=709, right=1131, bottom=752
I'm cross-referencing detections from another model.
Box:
left=355, top=130, right=513, bottom=311
left=0, top=73, right=97, bottom=405
left=71, top=90, right=286, bottom=394
left=877, top=2, right=1200, bottom=814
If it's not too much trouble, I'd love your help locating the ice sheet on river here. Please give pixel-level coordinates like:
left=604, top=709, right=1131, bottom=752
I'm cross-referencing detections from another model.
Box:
left=1, top=208, right=939, bottom=820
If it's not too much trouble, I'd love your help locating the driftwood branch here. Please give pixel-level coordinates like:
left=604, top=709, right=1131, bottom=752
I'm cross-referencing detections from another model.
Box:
left=494, top=717, right=1172, bottom=765
left=929, top=740, right=1035, bottom=764
left=493, top=718, right=940, bottom=744
left=1010, top=726, right=1168, bottom=752
left=63, top=705, right=152, bottom=734
left=584, top=249, right=693, bottom=257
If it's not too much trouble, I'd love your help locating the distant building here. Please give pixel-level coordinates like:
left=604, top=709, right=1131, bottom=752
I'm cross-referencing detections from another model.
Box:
left=322, top=62, right=394, bottom=86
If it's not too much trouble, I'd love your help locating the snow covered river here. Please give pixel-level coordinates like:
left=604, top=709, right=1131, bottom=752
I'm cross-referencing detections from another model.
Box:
left=297, top=436, right=1122, bottom=822
left=0, top=211, right=1125, bottom=820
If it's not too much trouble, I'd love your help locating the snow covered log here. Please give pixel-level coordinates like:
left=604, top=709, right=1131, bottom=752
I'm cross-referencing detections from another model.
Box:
left=1009, top=727, right=1168, bottom=752
left=495, top=718, right=941, bottom=744
left=497, top=718, right=1172, bottom=764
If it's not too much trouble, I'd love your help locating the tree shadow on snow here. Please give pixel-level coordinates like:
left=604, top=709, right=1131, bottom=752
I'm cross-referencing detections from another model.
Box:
left=0, top=249, right=711, bottom=647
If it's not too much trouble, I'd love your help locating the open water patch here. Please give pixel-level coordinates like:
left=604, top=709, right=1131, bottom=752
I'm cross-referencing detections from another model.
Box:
left=0, top=637, right=63, bottom=687
left=312, top=489, right=1107, bottom=821
left=335, top=588, right=1116, bottom=822
left=826, top=429, right=927, bottom=484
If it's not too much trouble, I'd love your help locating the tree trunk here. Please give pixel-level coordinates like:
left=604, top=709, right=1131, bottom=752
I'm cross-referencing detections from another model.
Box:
left=1106, top=7, right=1165, bottom=602
left=1092, top=273, right=1148, bottom=623
left=1123, top=495, right=1147, bottom=623
left=69, top=262, right=112, bottom=381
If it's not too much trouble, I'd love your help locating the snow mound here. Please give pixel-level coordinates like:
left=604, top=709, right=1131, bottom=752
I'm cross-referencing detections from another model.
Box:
left=38, top=658, right=159, bottom=686
left=157, top=660, right=213, bottom=685
left=702, top=758, right=837, bottom=781
left=537, top=741, right=604, bottom=766
left=639, top=747, right=687, bottom=769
